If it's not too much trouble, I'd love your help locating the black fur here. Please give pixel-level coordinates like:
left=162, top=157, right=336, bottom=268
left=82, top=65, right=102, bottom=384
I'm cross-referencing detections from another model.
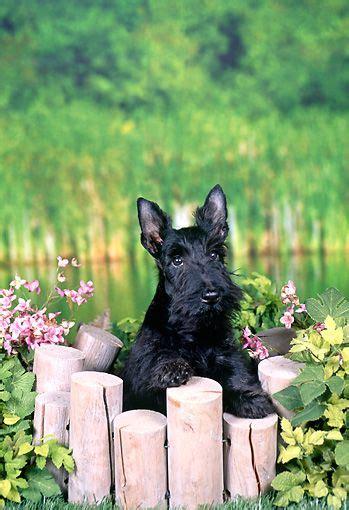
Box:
left=123, top=185, right=275, bottom=418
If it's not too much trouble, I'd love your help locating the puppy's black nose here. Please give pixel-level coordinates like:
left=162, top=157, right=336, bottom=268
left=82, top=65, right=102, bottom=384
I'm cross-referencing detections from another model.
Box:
left=201, top=289, right=220, bottom=304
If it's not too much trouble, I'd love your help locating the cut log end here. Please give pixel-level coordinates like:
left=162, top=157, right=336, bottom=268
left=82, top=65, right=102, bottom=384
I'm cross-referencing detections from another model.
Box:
left=167, top=376, right=222, bottom=404
left=223, top=412, right=278, bottom=498
left=74, top=324, right=123, bottom=372
left=33, top=345, right=85, bottom=393
left=114, top=410, right=167, bottom=509
left=258, top=355, right=304, bottom=419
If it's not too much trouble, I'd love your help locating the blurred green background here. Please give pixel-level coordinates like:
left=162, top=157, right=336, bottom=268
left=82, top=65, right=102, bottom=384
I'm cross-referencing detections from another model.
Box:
left=0, top=0, right=348, bottom=322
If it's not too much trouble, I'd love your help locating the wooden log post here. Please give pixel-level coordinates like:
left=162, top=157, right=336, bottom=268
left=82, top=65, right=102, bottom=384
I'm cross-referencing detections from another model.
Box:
left=167, top=377, right=223, bottom=510
left=223, top=413, right=278, bottom=498
left=114, top=410, right=167, bottom=509
left=258, top=355, right=303, bottom=419
left=74, top=324, right=123, bottom=372
left=33, top=345, right=85, bottom=394
left=33, top=391, right=70, bottom=492
left=68, top=371, right=123, bottom=504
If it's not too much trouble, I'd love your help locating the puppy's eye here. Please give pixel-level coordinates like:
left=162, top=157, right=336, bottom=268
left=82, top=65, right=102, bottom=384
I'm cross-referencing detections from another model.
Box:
left=172, top=255, right=183, bottom=267
left=209, top=251, right=218, bottom=261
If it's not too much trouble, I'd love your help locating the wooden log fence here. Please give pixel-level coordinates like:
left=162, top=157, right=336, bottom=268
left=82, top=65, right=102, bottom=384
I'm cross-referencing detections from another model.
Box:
left=74, top=324, right=123, bottom=371
left=32, top=332, right=301, bottom=509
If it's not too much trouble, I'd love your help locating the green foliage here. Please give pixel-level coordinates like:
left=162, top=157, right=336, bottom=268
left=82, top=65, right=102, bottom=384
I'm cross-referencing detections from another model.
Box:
left=272, top=310, right=349, bottom=509
left=233, top=272, right=282, bottom=332
left=112, top=316, right=143, bottom=372
left=0, top=2, right=348, bottom=263
left=0, top=354, right=74, bottom=507
left=306, top=288, right=349, bottom=326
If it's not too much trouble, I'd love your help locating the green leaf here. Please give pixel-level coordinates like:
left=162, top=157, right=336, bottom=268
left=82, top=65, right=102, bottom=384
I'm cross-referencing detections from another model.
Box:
left=299, top=381, right=326, bottom=406
left=3, top=414, right=20, bottom=425
left=21, top=467, right=61, bottom=501
left=291, top=401, right=326, bottom=426
left=0, top=480, right=11, bottom=498
left=36, top=456, right=46, bottom=470
left=271, top=470, right=306, bottom=491
left=306, top=288, right=349, bottom=325
left=18, top=442, right=34, bottom=456
left=293, top=365, right=324, bottom=385
left=273, top=385, right=303, bottom=410
left=13, top=371, right=35, bottom=393
left=335, top=440, right=349, bottom=466
left=0, top=390, right=10, bottom=401
left=326, top=376, right=344, bottom=395
left=34, top=443, right=49, bottom=457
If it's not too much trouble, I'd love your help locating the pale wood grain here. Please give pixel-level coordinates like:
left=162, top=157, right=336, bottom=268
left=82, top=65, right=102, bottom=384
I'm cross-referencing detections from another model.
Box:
left=74, top=324, right=123, bottom=372
left=33, top=391, right=70, bottom=492
left=114, top=409, right=167, bottom=509
left=167, top=377, right=223, bottom=510
left=223, top=412, right=278, bottom=498
left=33, top=345, right=85, bottom=393
left=258, top=355, right=304, bottom=419
left=68, top=371, right=123, bottom=504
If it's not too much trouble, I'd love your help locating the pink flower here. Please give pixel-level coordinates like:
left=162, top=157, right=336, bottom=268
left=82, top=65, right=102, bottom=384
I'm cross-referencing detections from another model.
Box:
left=24, top=280, right=41, bottom=294
left=242, top=326, right=252, bottom=339
left=57, top=273, right=66, bottom=283
left=15, top=298, right=31, bottom=312
left=280, top=311, right=295, bottom=329
left=10, top=274, right=26, bottom=289
left=57, top=256, right=69, bottom=268
left=314, top=322, right=326, bottom=332
left=0, top=288, right=15, bottom=298
left=3, top=338, right=12, bottom=355
left=78, top=280, right=94, bottom=297
left=0, top=295, right=16, bottom=309
left=295, top=303, right=306, bottom=313
left=240, top=328, right=269, bottom=360
left=55, top=287, right=65, bottom=297
left=71, top=258, right=81, bottom=267
left=281, top=280, right=299, bottom=305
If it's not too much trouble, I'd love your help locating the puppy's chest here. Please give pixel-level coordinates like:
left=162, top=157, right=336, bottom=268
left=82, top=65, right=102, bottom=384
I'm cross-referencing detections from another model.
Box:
left=177, top=344, right=218, bottom=374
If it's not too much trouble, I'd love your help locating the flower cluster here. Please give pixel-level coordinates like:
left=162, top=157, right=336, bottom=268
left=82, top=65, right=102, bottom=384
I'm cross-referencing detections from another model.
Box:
left=241, top=326, right=269, bottom=360
left=280, top=280, right=306, bottom=329
left=0, top=257, right=93, bottom=356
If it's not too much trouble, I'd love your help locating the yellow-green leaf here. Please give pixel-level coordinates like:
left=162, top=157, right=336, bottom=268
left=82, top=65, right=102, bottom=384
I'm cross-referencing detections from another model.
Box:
left=278, top=445, right=302, bottom=463
left=6, top=487, right=21, bottom=503
left=34, top=443, right=49, bottom=457
left=3, top=414, right=20, bottom=425
left=313, top=480, right=328, bottom=498
left=307, top=430, right=326, bottom=445
left=327, top=494, right=342, bottom=510
left=326, top=430, right=343, bottom=441
left=18, top=442, right=34, bottom=456
left=0, top=480, right=11, bottom=498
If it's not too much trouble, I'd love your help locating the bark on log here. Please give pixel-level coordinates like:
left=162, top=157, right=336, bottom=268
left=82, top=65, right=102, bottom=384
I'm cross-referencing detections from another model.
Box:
left=33, top=345, right=85, bottom=394
left=167, top=377, right=223, bottom=510
left=68, top=371, right=123, bottom=504
left=74, top=324, right=123, bottom=372
left=114, top=410, right=167, bottom=509
left=223, top=413, right=278, bottom=498
left=258, top=355, right=303, bottom=419
left=33, top=391, right=70, bottom=492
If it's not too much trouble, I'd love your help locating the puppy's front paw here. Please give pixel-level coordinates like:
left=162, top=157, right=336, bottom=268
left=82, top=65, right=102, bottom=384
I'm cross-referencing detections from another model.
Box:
left=228, top=390, right=275, bottom=419
left=154, top=359, right=193, bottom=389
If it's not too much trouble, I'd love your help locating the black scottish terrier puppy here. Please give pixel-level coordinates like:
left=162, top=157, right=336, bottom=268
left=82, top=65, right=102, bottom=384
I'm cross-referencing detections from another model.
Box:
left=123, top=185, right=274, bottom=418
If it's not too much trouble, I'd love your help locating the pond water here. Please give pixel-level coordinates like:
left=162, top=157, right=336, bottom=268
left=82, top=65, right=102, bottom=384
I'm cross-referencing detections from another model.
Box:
left=1, top=252, right=348, bottom=329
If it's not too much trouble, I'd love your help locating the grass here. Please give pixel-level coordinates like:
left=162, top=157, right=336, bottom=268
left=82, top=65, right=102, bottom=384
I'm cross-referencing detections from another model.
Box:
left=4, top=495, right=349, bottom=509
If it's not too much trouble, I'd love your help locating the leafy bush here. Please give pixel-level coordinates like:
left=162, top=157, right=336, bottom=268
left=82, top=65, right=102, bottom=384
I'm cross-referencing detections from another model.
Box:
left=0, top=353, right=74, bottom=507
left=271, top=288, right=349, bottom=509
left=0, top=258, right=94, bottom=506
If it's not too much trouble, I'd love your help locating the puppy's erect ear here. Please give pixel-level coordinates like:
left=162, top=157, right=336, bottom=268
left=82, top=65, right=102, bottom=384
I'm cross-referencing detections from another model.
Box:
left=195, top=184, right=228, bottom=240
left=137, top=198, right=172, bottom=257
